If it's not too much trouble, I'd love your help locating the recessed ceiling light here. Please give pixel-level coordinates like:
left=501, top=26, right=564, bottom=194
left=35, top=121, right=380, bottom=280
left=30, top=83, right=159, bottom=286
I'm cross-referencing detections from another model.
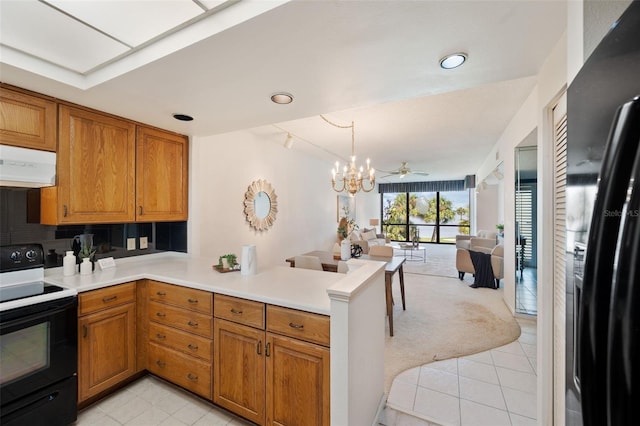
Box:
left=439, top=53, right=467, bottom=69
left=173, top=113, right=193, bottom=121
left=271, top=93, right=294, bottom=104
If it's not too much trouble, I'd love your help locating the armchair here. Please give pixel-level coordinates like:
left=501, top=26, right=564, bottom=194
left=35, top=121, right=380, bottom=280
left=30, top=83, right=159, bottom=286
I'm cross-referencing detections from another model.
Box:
left=456, top=244, right=504, bottom=288
left=455, top=230, right=498, bottom=251
left=347, top=228, right=388, bottom=254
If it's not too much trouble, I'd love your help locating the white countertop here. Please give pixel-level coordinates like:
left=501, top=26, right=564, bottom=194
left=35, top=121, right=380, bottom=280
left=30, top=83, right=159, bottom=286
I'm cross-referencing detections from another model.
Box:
left=44, top=252, right=347, bottom=315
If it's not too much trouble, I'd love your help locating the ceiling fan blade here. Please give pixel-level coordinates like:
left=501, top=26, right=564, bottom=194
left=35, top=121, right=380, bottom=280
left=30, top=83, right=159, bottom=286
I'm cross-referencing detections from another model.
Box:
left=413, top=171, right=430, bottom=176
left=380, top=174, right=396, bottom=179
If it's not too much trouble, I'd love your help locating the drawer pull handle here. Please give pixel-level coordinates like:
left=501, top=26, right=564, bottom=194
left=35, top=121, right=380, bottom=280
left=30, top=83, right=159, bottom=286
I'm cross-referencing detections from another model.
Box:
left=188, top=298, right=198, bottom=304
left=289, top=322, right=304, bottom=330
left=257, top=340, right=262, bottom=355
left=139, top=206, right=144, bottom=215
left=187, top=373, right=198, bottom=381
left=63, top=205, right=68, bottom=217
left=102, top=295, right=117, bottom=303
left=156, top=360, right=165, bottom=367
left=230, top=308, right=243, bottom=315
left=83, top=324, right=88, bottom=338
left=188, top=321, right=198, bottom=327
left=156, top=333, right=166, bottom=340
left=156, top=312, right=166, bottom=318
left=188, top=344, right=198, bottom=351
left=265, top=342, right=271, bottom=357
left=156, top=291, right=166, bottom=296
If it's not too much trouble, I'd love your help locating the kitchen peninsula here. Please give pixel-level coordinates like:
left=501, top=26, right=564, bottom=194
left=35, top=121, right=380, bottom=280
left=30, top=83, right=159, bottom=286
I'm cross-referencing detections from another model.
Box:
left=45, top=253, right=386, bottom=426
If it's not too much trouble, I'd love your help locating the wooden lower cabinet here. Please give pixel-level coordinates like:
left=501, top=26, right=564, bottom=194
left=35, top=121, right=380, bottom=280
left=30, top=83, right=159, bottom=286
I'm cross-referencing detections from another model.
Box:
left=148, top=342, right=212, bottom=398
left=78, top=284, right=136, bottom=403
left=266, top=333, right=330, bottom=426
left=214, top=299, right=330, bottom=426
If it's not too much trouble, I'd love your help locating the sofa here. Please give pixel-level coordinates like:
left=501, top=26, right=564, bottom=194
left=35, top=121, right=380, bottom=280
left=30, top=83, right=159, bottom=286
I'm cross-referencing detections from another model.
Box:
left=456, top=244, right=504, bottom=288
left=455, top=230, right=499, bottom=253
left=347, top=228, right=388, bottom=254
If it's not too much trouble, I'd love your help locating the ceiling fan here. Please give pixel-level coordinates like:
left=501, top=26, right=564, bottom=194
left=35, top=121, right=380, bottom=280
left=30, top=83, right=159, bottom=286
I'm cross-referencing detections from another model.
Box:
left=379, top=161, right=429, bottom=179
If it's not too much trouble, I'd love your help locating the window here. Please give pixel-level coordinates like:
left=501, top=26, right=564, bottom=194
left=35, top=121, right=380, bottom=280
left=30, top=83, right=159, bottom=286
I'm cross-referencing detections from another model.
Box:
left=381, top=190, right=470, bottom=244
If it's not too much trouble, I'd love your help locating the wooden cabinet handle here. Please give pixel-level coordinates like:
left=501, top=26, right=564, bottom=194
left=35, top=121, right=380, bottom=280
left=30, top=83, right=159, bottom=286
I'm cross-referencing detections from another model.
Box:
left=289, top=322, right=304, bottom=330
left=139, top=206, right=143, bottom=215
left=156, top=312, right=166, bottom=318
left=257, top=340, right=262, bottom=355
left=102, top=295, right=117, bottom=303
left=265, top=342, right=271, bottom=357
left=188, top=298, right=198, bottom=304
left=83, top=324, right=87, bottom=338
left=156, top=360, right=165, bottom=367
left=230, top=308, right=243, bottom=315
left=187, top=373, right=198, bottom=381
left=187, top=344, right=198, bottom=351
left=187, top=321, right=198, bottom=327
left=155, top=333, right=166, bottom=340
left=63, top=205, right=68, bottom=217
left=156, top=291, right=166, bottom=296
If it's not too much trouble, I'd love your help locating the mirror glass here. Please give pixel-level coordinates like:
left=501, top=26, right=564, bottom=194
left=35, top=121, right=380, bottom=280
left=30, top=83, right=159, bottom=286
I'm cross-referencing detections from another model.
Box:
left=254, top=192, right=271, bottom=219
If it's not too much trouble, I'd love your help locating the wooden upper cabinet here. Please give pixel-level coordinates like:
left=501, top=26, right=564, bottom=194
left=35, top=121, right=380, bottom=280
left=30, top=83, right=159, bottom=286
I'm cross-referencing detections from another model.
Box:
left=42, top=105, right=136, bottom=224
left=0, top=87, right=56, bottom=151
left=136, top=126, right=188, bottom=221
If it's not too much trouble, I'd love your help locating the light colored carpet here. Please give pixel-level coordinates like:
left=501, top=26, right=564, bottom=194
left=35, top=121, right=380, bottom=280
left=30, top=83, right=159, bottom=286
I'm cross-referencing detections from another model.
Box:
left=399, top=244, right=460, bottom=278
left=383, top=270, right=521, bottom=393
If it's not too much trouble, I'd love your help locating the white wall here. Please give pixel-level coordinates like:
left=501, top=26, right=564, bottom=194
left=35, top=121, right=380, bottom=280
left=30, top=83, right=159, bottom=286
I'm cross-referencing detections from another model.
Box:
left=189, top=129, right=340, bottom=269
left=476, top=184, right=499, bottom=232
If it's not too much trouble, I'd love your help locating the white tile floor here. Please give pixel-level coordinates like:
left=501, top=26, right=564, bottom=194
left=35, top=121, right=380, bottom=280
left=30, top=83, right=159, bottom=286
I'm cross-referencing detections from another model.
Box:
left=381, top=318, right=537, bottom=426
left=73, top=376, right=252, bottom=426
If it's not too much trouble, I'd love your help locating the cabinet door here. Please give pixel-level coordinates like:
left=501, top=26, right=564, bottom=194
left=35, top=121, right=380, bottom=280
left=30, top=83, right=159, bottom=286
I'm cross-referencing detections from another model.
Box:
left=214, top=319, right=265, bottom=425
left=57, top=105, right=136, bottom=223
left=136, top=126, right=188, bottom=221
left=78, top=302, right=136, bottom=402
left=266, top=333, right=330, bottom=426
left=0, top=87, right=56, bottom=151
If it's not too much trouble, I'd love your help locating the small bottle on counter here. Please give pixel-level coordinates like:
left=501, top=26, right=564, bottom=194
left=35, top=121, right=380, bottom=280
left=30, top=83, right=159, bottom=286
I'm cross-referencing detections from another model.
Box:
left=80, top=257, right=92, bottom=275
left=63, top=251, right=76, bottom=276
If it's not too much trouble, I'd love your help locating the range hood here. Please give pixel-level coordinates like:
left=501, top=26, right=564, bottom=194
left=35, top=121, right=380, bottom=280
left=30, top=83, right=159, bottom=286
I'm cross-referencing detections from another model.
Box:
left=0, top=145, right=56, bottom=188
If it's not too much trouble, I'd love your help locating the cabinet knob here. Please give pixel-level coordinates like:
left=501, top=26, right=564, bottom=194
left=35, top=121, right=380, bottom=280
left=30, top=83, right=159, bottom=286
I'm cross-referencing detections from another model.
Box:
left=188, top=298, right=198, bottom=304
left=230, top=308, right=243, bottom=315
left=102, top=295, right=117, bottom=303
left=156, top=291, right=166, bottom=296
left=187, top=344, right=198, bottom=351
left=187, top=321, right=198, bottom=327
left=289, top=322, right=304, bottom=330
left=257, top=340, right=262, bottom=355
left=63, top=205, right=68, bottom=217
left=156, top=333, right=166, bottom=340
left=265, top=342, right=271, bottom=357
left=156, top=360, right=165, bottom=367
left=139, top=206, right=143, bottom=215
left=156, top=312, right=166, bottom=318
left=187, top=373, right=198, bottom=381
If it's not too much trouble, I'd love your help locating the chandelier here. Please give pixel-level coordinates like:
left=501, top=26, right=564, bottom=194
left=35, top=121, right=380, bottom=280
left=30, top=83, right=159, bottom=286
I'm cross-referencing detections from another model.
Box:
left=321, top=115, right=375, bottom=196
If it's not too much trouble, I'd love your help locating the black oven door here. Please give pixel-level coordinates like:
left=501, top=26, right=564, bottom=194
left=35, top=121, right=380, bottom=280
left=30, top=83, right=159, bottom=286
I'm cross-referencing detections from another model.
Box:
left=1, top=296, right=77, bottom=408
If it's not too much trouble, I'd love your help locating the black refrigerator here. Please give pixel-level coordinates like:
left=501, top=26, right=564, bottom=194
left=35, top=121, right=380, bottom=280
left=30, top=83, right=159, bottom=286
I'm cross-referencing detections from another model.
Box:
left=566, top=1, right=640, bottom=425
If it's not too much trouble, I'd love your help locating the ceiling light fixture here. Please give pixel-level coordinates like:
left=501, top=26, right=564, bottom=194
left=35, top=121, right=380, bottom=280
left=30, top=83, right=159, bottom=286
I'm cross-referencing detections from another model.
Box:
left=283, top=133, right=294, bottom=149
left=439, top=52, right=467, bottom=69
left=271, top=93, right=293, bottom=104
left=173, top=113, right=193, bottom=121
left=321, top=115, right=375, bottom=196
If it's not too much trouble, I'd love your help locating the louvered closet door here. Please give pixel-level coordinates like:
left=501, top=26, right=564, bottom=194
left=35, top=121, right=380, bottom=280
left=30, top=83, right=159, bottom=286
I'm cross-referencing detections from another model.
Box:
left=553, top=94, right=567, bottom=424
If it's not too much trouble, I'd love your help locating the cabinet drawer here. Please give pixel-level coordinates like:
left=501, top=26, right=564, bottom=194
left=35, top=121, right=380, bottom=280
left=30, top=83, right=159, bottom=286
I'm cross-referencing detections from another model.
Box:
left=266, top=305, right=330, bottom=347
left=149, top=321, right=212, bottom=362
left=214, top=294, right=265, bottom=329
left=79, top=282, right=136, bottom=315
left=148, top=281, right=212, bottom=314
left=148, top=300, right=212, bottom=338
left=148, top=342, right=211, bottom=399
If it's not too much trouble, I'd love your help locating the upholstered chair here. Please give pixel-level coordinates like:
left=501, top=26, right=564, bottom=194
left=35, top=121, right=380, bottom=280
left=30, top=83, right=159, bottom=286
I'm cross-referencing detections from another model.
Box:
left=294, top=255, right=323, bottom=271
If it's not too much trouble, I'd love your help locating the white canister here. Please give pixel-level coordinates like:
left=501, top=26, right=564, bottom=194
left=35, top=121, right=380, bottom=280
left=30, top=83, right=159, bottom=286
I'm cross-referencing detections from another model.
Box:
left=80, top=257, right=92, bottom=275
left=340, top=239, right=351, bottom=260
left=241, top=245, right=257, bottom=275
left=63, top=251, right=76, bottom=276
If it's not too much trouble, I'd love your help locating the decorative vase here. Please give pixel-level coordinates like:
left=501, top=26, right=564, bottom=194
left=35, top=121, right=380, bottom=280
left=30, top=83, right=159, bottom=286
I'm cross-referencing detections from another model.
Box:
left=80, top=257, right=92, bottom=275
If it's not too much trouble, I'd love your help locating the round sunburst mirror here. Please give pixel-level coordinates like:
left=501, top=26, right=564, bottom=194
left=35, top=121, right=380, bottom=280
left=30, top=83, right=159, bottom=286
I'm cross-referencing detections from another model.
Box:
left=244, top=179, right=278, bottom=231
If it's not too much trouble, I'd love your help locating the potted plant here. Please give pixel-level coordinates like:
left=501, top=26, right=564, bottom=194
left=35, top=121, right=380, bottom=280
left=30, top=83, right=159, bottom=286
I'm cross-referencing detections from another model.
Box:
left=218, top=253, right=237, bottom=270
left=496, top=223, right=504, bottom=237
left=78, top=242, right=96, bottom=273
left=337, top=206, right=357, bottom=241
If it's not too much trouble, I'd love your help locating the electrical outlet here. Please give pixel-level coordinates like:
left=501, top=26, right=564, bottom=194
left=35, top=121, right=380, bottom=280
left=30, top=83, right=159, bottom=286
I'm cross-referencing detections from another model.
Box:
left=139, top=236, right=148, bottom=249
left=127, top=238, right=136, bottom=251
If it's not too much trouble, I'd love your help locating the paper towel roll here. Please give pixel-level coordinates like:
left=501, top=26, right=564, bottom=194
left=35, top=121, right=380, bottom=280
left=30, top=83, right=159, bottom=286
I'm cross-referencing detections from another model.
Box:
left=241, top=245, right=257, bottom=275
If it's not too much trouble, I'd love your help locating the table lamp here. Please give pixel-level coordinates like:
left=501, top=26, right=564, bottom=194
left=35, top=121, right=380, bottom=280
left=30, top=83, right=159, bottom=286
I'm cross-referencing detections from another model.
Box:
left=369, top=218, right=379, bottom=233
